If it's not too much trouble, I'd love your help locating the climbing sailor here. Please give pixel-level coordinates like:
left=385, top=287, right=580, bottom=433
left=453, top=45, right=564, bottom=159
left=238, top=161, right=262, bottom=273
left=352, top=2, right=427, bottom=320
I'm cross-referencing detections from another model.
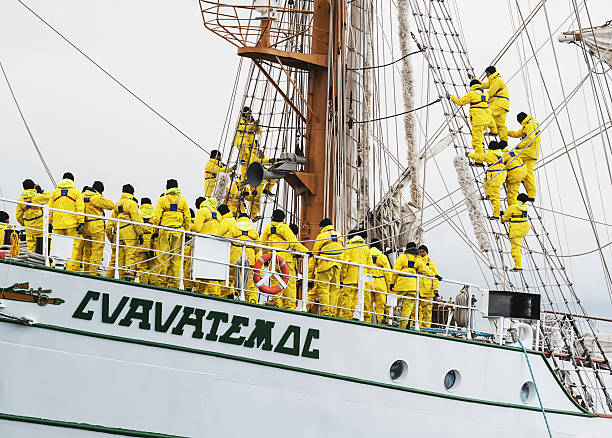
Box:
left=449, top=79, right=496, bottom=159
left=235, top=107, right=262, bottom=181
left=468, top=141, right=507, bottom=219
left=508, top=112, right=540, bottom=202
left=480, top=66, right=510, bottom=142
left=491, top=142, right=527, bottom=207
left=204, top=150, right=229, bottom=198
left=501, top=193, right=531, bottom=271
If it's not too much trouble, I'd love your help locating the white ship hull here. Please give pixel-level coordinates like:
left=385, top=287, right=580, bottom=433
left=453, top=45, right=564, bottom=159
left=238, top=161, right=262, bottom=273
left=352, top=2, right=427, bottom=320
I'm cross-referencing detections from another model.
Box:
left=1, top=261, right=610, bottom=437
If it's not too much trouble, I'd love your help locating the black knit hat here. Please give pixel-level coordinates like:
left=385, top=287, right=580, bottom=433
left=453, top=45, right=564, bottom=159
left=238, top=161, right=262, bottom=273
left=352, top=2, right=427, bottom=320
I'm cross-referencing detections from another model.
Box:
left=319, top=218, right=332, bottom=228
left=418, top=245, right=429, bottom=253
left=289, top=223, right=299, bottom=236
left=0, top=211, right=9, bottom=223
left=195, top=197, right=206, bottom=209
left=92, top=181, right=104, bottom=193
left=272, top=209, right=286, bottom=222
left=22, top=179, right=35, bottom=190
left=488, top=141, right=502, bottom=150
left=122, top=184, right=134, bottom=195
left=517, top=112, right=527, bottom=123
left=218, top=204, right=230, bottom=215
left=517, top=193, right=529, bottom=203
left=166, top=179, right=178, bottom=189
left=141, top=197, right=152, bottom=205
left=485, top=66, right=496, bottom=75
left=469, top=79, right=480, bottom=87
left=62, top=172, right=74, bottom=181
left=406, top=241, right=417, bottom=249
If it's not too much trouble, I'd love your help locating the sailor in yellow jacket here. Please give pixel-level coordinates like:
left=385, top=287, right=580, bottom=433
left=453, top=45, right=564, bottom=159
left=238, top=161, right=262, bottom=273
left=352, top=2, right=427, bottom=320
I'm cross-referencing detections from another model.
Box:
left=16, top=179, right=50, bottom=253
left=493, top=142, right=528, bottom=207
left=260, top=209, right=308, bottom=310
left=216, top=204, right=236, bottom=297
left=390, top=242, right=439, bottom=329
left=105, top=185, right=144, bottom=281
left=78, top=181, right=114, bottom=274
left=150, top=180, right=191, bottom=289
left=181, top=208, right=197, bottom=291
left=450, top=79, right=496, bottom=158
left=235, top=107, right=262, bottom=180
left=0, top=211, right=10, bottom=245
left=137, top=198, right=156, bottom=284
left=414, top=245, right=440, bottom=328
left=501, top=193, right=531, bottom=271
left=47, top=172, right=85, bottom=271
left=192, top=197, right=222, bottom=295
left=508, top=112, right=540, bottom=201
left=337, top=230, right=373, bottom=320
left=480, top=66, right=510, bottom=142
left=308, top=218, right=344, bottom=317
left=204, top=150, right=229, bottom=198
left=226, top=213, right=260, bottom=303
left=368, top=240, right=391, bottom=324
left=468, top=141, right=507, bottom=219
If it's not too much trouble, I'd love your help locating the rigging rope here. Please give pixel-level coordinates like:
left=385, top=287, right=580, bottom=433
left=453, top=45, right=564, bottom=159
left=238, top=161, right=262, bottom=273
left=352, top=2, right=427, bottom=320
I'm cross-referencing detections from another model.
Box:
left=16, top=0, right=211, bottom=157
left=0, top=58, right=55, bottom=186
left=346, top=48, right=422, bottom=71
left=351, top=98, right=440, bottom=124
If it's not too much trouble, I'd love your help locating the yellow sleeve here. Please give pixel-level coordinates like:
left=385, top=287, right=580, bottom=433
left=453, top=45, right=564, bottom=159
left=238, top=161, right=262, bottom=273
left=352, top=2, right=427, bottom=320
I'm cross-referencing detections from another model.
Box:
left=128, top=202, right=144, bottom=236
left=391, top=256, right=403, bottom=285
left=75, top=191, right=85, bottom=224
left=508, top=129, right=522, bottom=138
left=151, top=198, right=165, bottom=227
left=16, top=203, right=25, bottom=226
left=468, top=151, right=488, bottom=162
left=312, top=233, right=324, bottom=253
left=193, top=209, right=205, bottom=234
left=294, top=242, right=309, bottom=253
left=416, top=258, right=435, bottom=278
left=181, top=199, right=191, bottom=231
left=382, top=254, right=392, bottom=285
left=34, top=192, right=51, bottom=205
left=501, top=205, right=515, bottom=223
left=92, top=195, right=114, bottom=211
left=450, top=90, right=472, bottom=106
left=431, top=260, right=440, bottom=290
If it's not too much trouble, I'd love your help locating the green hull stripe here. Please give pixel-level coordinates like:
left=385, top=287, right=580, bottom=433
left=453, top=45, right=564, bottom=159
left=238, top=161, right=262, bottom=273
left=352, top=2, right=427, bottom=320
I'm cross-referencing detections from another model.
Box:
left=0, top=317, right=595, bottom=418
left=0, top=412, right=187, bottom=437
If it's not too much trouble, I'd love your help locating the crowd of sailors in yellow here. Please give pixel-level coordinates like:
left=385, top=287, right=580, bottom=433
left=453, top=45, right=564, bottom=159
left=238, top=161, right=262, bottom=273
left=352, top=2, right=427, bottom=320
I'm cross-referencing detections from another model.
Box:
left=4, top=175, right=443, bottom=328
left=449, top=66, right=540, bottom=271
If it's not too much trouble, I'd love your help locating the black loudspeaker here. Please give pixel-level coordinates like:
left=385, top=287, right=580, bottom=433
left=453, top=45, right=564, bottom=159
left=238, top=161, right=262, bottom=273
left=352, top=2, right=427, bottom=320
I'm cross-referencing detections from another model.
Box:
left=486, top=290, right=541, bottom=320
left=246, top=162, right=264, bottom=187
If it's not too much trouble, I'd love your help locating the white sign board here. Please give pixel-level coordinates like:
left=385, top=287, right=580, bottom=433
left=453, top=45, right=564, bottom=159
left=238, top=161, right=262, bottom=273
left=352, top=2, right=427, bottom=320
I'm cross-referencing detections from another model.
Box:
left=192, top=235, right=230, bottom=281
left=49, top=234, right=74, bottom=267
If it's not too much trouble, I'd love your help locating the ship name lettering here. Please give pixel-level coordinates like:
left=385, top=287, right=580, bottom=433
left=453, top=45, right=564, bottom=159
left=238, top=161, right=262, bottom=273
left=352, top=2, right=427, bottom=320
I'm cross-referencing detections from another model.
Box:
left=72, top=291, right=319, bottom=359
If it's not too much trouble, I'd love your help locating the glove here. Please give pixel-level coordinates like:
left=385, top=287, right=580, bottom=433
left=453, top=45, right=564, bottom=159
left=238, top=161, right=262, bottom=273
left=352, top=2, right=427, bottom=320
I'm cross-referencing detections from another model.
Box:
left=308, top=281, right=314, bottom=289
left=35, top=184, right=43, bottom=194
left=435, top=275, right=443, bottom=281
left=76, top=224, right=84, bottom=234
left=48, top=224, right=53, bottom=233
left=138, top=235, right=144, bottom=245
left=390, top=283, right=394, bottom=291
left=500, top=210, right=504, bottom=217
left=151, top=232, right=159, bottom=240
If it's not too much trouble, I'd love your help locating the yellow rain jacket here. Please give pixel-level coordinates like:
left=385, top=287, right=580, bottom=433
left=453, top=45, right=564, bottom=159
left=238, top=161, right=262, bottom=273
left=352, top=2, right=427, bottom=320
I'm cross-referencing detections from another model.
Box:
left=261, top=221, right=307, bottom=265
left=450, top=83, right=492, bottom=126
left=417, top=254, right=440, bottom=293
left=235, top=116, right=261, bottom=149
left=218, top=211, right=236, bottom=237
left=227, top=216, right=260, bottom=265
left=139, top=203, right=155, bottom=249
left=151, top=188, right=191, bottom=231
left=193, top=198, right=220, bottom=235
left=501, top=201, right=530, bottom=234
left=0, top=224, right=9, bottom=245
left=508, top=114, right=541, bottom=160
left=16, top=189, right=50, bottom=234
left=312, top=225, right=344, bottom=273
left=108, top=193, right=144, bottom=240
left=370, top=246, right=392, bottom=292
left=82, top=189, right=114, bottom=235
left=391, top=249, right=435, bottom=292
left=480, top=72, right=509, bottom=111
left=204, top=158, right=227, bottom=197
left=48, top=179, right=84, bottom=229
left=341, top=235, right=372, bottom=285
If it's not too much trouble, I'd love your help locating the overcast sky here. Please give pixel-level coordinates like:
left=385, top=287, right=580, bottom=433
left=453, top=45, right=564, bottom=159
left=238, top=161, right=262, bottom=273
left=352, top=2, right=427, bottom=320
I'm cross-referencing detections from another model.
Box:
left=1, top=0, right=610, bottom=318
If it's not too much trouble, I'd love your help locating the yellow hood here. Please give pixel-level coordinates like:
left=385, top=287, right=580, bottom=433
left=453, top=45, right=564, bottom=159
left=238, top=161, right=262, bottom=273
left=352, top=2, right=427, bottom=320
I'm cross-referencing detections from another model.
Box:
left=235, top=217, right=253, bottom=232
left=521, top=115, right=532, bottom=127
left=348, top=235, right=364, bottom=246
left=20, top=189, right=37, bottom=199
left=165, top=188, right=181, bottom=196
left=140, top=203, right=154, bottom=219
left=490, top=149, right=504, bottom=158
left=57, top=179, right=75, bottom=189
left=516, top=202, right=528, bottom=212
left=203, top=198, right=218, bottom=210
left=120, top=193, right=134, bottom=200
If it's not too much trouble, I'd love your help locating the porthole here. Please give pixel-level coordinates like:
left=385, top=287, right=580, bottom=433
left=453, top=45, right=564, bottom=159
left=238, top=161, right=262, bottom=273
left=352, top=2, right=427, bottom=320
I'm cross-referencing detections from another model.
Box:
left=389, top=360, right=408, bottom=383
left=520, top=381, right=536, bottom=403
left=444, top=369, right=461, bottom=392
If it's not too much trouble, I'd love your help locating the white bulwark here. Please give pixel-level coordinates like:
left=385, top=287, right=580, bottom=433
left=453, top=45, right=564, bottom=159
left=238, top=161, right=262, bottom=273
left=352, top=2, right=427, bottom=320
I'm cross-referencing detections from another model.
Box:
left=0, top=261, right=610, bottom=437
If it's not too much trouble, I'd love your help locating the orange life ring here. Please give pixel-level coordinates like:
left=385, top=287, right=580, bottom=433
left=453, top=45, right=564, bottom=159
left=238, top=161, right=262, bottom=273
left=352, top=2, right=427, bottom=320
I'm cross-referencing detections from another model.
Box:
left=252, top=253, right=290, bottom=295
